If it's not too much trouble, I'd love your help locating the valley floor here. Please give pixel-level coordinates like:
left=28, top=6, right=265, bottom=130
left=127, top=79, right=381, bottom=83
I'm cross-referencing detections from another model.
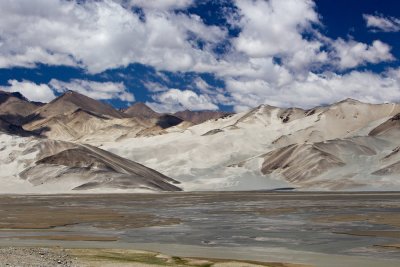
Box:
left=0, top=247, right=307, bottom=267
left=0, top=192, right=399, bottom=267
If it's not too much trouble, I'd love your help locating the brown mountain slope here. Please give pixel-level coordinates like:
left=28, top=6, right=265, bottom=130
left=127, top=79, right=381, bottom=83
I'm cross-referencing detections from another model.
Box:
left=373, top=161, right=400, bottom=176
left=19, top=139, right=181, bottom=192
left=174, top=110, right=232, bottom=125
left=28, top=90, right=125, bottom=121
left=0, top=117, right=35, bottom=136
left=261, top=143, right=346, bottom=183
left=123, top=102, right=160, bottom=119
left=0, top=90, right=40, bottom=125
left=260, top=138, right=382, bottom=189
left=24, top=108, right=112, bottom=140
left=124, top=102, right=184, bottom=128
left=369, top=113, right=400, bottom=136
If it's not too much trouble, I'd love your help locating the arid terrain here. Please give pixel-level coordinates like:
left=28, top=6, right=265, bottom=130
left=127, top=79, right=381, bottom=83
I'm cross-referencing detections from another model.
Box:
left=0, top=247, right=311, bottom=267
left=1, top=89, right=400, bottom=193
left=1, top=87, right=400, bottom=267
left=1, top=1, right=400, bottom=266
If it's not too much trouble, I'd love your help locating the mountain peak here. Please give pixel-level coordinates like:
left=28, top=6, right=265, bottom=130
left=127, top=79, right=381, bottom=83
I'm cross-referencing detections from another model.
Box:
left=56, top=90, right=90, bottom=99
left=35, top=90, right=125, bottom=119
left=174, top=109, right=232, bottom=124
left=124, top=102, right=160, bottom=119
left=336, top=98, right=363, bottom=105
left=0, top=90, right=29, bottom=103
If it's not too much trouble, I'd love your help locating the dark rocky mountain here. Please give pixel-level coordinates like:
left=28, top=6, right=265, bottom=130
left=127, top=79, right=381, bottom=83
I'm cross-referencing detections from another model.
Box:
left=0, top=90, right=40, bottom=125
left=0, top=117, right=34, bottom=136
left=123, top=102, right=160, bottom=119
left=27, top=90, right=126, bottom=121
left=174, top=110, right=233, bottom=125
left=124, top=102, right=184, bottom=128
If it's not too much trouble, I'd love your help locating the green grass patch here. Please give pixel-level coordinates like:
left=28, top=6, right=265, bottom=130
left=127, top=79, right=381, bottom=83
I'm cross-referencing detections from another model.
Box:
left=87, top=251, right=215, bottom=266
left=92, top=252, right=168, bottom=265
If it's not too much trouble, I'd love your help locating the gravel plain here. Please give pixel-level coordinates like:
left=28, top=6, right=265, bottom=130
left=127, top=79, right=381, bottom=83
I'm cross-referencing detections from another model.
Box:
left=0, top=247, right=79, bottom=267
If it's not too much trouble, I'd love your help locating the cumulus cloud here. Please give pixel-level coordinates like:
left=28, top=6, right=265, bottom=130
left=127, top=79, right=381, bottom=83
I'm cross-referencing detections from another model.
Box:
left=193, top=77, right=217, bottom=94
left=332, top=39, right=394, bottom=69
left=0, top=0, right=226, bottom=73
left=0, top=0, right=393, bottom=75
left=224, top=68, right=400, bottom=111
left=118, top=0, right=194, bottom=10
left=0, top=78, right=134, bottom=104
left=0, top=0, right=398, bottom=112
left=0, top=80, right=56, bottom=103
left=143, top=81, right=170, bottom=92
left=363, top=14, right=400, bottom=32
left=233, top=0, right=318, bottom=57
left=147, top=89, right=218, bottom=113
left=232, top=0, right=328, bottom=71
left=49, top=79, right=134, bottom=102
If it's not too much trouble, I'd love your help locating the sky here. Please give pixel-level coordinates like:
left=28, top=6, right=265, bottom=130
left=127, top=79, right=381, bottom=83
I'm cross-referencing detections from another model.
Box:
left=0, top=0, right=399, bottom=113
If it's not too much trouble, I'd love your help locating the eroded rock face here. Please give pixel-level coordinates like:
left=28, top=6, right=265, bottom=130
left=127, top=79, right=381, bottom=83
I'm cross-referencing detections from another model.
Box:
left=0, top=136, right=181, bottom=193
left=261, top=143, right=345, bottom=183
left=0, top=90, right=40, bottom=125
left=0, top=118, right=34, bottom=136
left=373, top=161, right=400, bottom=176
left=174, top=110, right=232, bottom=125
left=369, top=113, right=400, bottom=136
left=260, top=139, right=377, bottom=186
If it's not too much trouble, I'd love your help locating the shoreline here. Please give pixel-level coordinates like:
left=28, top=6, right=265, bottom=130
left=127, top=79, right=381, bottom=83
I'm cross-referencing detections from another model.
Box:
left=0, top=242, right=399, bottom=267
left=0, top=192, right=399, bottom=267
left=0, top=246, right=310, bottom=267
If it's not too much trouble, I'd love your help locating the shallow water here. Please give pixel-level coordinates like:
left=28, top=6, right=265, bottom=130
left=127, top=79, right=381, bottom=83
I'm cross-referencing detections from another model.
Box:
left=0, top=192, right=400, bottom=266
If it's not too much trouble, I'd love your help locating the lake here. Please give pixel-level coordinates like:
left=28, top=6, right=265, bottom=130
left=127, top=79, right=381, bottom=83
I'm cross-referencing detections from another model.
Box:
left=0, top=192, right=399, bottom=267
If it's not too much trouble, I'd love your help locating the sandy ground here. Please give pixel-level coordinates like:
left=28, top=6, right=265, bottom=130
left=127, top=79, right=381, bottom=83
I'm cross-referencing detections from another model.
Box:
left=0, top=247, right=79, bottom=267
left=0, top=247, right=309, bottom=267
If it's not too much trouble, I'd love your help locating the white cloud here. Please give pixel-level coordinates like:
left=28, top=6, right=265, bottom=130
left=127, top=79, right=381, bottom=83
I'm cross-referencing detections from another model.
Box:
left=143, top=81, right=170, bottom=92
left=118, top=0, right=194, bottom=10
left=0, top=80, right=56, bottom=103
left=0, top=0, right=398, bottom=112
left=287, top=70, right=400, bottom=107
left=0, top=78, right=134, bottom=104
left=0, top=0, right=226, bottom=73
left=0, top=47, right=76, bottom=69
left=147, top=89, right=218, bottom=112
left=193, top=77, right=215, bottom=94
left=49, top=79, right=134, bottom=102
left=208, top=1, right=397, bottom=112
left=234, top=0, right=319, bottom=57
left=332, top=39, right=394, bottom=69
left=0, top=0, right=393, bottom=76
left=363, top=14, right=400, bottom=32
left=232, top=0, right=328, bottom=71
left=224, top=69, right=400, bottom=111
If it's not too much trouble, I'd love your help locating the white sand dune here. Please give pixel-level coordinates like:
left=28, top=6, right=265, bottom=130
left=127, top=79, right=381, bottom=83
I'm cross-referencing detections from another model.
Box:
left=0, top=134, right=181, bottom=193
left=1, top=90, right=400, bottom=192
left=97, top=99, right=400, bottom=191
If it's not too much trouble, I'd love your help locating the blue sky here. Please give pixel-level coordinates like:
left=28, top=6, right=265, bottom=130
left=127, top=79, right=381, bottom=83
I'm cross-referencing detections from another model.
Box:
left=0, top=0, right=399, bottom=112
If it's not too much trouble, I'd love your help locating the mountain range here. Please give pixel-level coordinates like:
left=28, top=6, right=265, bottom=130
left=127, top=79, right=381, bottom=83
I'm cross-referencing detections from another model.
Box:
left=1, top=89, right=400, bottom=193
